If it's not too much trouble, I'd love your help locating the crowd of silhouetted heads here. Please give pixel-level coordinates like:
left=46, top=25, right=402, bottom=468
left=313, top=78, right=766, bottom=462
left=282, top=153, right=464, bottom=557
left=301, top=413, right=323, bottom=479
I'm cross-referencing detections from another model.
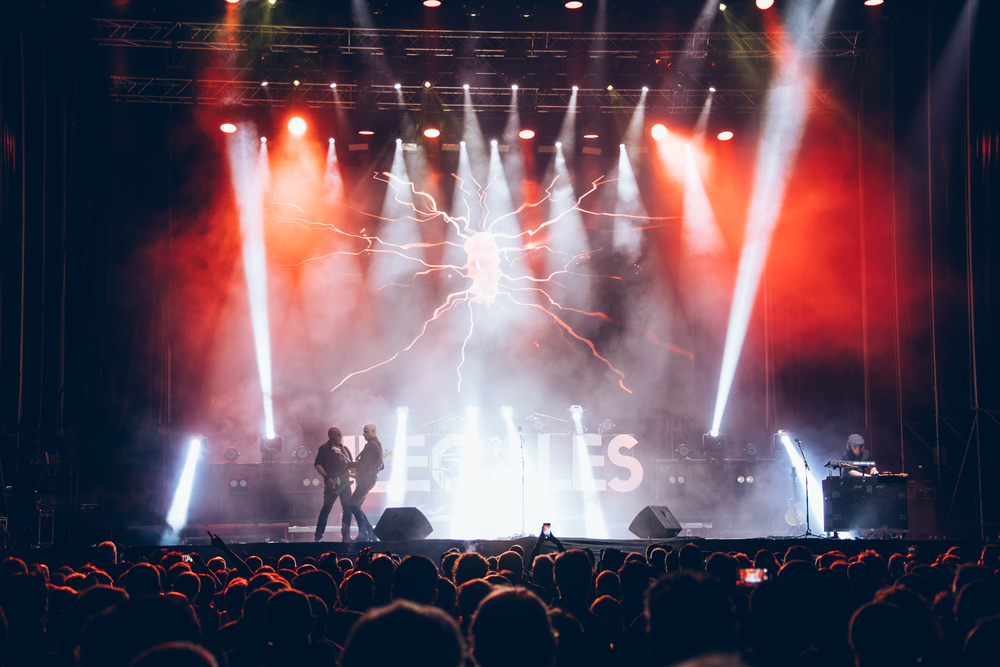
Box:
left=1, top=537, right=998, bottom=667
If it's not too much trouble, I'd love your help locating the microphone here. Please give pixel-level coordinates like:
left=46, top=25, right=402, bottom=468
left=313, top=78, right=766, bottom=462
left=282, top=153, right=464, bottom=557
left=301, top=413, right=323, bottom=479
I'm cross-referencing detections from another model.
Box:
left=794, top=438, right=802, bottom=444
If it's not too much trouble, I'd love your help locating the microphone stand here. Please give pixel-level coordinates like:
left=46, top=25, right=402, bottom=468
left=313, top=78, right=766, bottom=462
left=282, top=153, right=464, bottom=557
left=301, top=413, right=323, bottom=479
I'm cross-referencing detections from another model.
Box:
left=795, top=439, right=816, bottom=537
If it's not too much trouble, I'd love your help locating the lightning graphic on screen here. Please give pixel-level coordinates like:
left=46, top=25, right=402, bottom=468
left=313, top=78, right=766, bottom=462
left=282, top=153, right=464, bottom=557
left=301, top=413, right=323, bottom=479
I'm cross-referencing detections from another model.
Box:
left=269, top=171, right=686, bottom=395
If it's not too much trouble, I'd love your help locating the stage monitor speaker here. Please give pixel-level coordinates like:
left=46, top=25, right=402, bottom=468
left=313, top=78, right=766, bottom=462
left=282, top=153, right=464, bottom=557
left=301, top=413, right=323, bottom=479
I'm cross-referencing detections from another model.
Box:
left=374, top=507, right=434, bottom=542
left=629, top=505, right=682, bottom=539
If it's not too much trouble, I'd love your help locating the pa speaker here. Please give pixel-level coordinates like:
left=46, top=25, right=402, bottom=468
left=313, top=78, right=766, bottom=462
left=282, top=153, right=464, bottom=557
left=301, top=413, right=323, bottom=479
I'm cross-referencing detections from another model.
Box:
left=629, top=505, right=682, bottom=539
left=374, top=507, right=434, bottom=541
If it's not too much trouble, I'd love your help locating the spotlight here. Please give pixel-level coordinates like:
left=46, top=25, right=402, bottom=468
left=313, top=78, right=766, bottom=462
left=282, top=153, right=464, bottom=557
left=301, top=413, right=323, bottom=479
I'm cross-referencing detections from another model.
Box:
left=512, top=84, right=519, bottom=91
left=226, top=0, right=239, bottom=3
left=460, top=140, right=466, bottom=146
left=703, top=432, right=725, bottom=461
left=709, top=86, right=716, bottom=92
left=260, top=137, right=267, bottom=143
left=463, top=83, right=470, bottom=90
left=606, top=84, right=614, bottom=91
left=260, top=435, right=283, bottom=463
left=330, top=138, right=335, bottom=143
left=650, top=123, right=667, bottom=140
left=294, top=446, right=310, bottom=459
left=424, top=80, right=433, bottom=88
left=260, top=80, right=269, bottom=87
left=597, top=419, right=615, bottom=435
left=359, top=130, right=375, bottom=135
left=572, top=85, right=579, bottom=92
left=424, top=0, right=442, bottom=6
left=220, top=123, right=237, bottom=134
left=569, top=405, right=583, bottom=417
left=756, top=0, right=774, bottom=9
left=642, top=86, right=649, bottom=92
left=500, top=405, right=514, bottom=419
left=677, top=444, right=692, bottom=460
left=737, top=475, right=745, bottom=483
left=584, top=134, right=598, bottom=139
left=394, top=83, right=401, bottom=89
left=555, top=141, right=562, bottom=148
left=717, top=131, right=734, bottom=141
left=491, top=139, right=498, bottom=146
left=268, top=0, right=276, bottom=4
left=329, top=82, right=337, bottom=89
left=565, top=1, right=583, bottom=7
left=519, top=129, right=535, bottom=139
left=224, top=447, right=239, bottom=462
left=745, top=443, right=760, bottom=461
left=719, top=3, right=726, bottom=10
left=166, top=436, right=203, bottom=533
left=288, top=117, right=306, bottom=135
left=293, top=79, right=301, bottom=87
left=746, top=476, right=754, bottom=483
left=864, top=0, right=884, bottom=5
left=424, top=127, right=441, bottom=138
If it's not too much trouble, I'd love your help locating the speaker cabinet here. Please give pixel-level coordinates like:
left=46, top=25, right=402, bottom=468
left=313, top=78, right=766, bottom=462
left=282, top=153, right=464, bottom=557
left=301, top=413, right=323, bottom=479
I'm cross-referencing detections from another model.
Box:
left=374, top=507, right=434, bottom=541
left=628, top=505, right=682, bottom=539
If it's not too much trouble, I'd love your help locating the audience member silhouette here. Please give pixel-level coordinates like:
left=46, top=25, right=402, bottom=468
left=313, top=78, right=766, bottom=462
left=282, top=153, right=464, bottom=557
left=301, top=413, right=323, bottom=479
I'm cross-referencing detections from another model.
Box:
left=470, top=589, right=556, bottom=667
left=392, top=555, right=439, bottom=605
left=342, top=600, right=464, bottom=667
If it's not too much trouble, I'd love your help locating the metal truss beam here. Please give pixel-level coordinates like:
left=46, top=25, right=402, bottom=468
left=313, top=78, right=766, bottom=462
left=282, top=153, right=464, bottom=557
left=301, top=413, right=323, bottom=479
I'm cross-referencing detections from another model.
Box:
left=110, top=78, right=834, bottom=113
left=95, top=19, right=863, bottom=59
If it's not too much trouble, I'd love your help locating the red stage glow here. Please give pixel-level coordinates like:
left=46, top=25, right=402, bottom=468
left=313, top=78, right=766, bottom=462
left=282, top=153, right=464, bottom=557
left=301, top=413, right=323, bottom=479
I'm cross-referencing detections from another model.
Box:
left=519, top=129, right=536, bottom=139
left=288, top=117, right=307, bottom=136
left=651, top=124, right=668, bottom=140
left=220, top=123, right=237, bottom=134
left=717, top=130, right=734, bottom=141
left=424, top=128, right=441, bottom=138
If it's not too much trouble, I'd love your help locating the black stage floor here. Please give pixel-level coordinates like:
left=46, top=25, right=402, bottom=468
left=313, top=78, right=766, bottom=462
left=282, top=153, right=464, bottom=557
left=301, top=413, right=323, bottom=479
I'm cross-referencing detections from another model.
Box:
left=5, top=535, right=986, bottom=571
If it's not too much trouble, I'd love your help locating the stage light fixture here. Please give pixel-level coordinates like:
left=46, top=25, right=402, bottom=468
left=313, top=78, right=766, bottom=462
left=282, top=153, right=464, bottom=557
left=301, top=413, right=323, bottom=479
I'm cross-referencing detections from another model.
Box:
left=294, top=446, right=310, bottom=459
left=703, top=432, right=725, bottom=461
left=746, top=476, right=754, bottom=483
left=597, top=419, right=615, bottom=435
left=330, top=82, right=337, bottom=89
left=519, top=129, right=535, bottom=139
left=288, top=117, right=307, bottom=136
left=584, top=133, right=599, bottom=139
left=166, top=436, right=203, bottom=534
left=512, top=84, right=518, bottom=91
left=226, top=0, right=239, bottom=4
left=709, top=86, right=716, bottom=92
left=719, top=3, right=727, bottom=10
left=293, top=79, right=301, bottom=86
left=260, top=435, right=283, bottom=463
left=500, top=405, right=514, bottom=419
left=230, top=479, right=238, bottom=488
left=745, top=443, right=760, bottom=461
left=572, top=85, right=579, bottom=92
left=424, top=127, right=441, bottom=138
left=717, top=131, right=734, bottom=141
left=864, top=0, right=884, bottom=4
left=394, top=83, right=401, bottom=89
left=737, top=475, right=745, bottom=483
left=220, top=123, right=237, bottom=134
left=642, top=86, right=649, bottom=92
left=260, top=80, right=269, bottom=87
left=463, top=83, right=470, bottom=90
left=359, top=130, right=375, bottom=135
left=569, top=405, right=583, bottom=417
left=756, top=0, right=774, bottom=9
left=651, top=123, right=668, bottom=140
left=269, top=0, right=276, bottom=4
left=424, top=80, right=433, bottom=88
left=260, top=137, right=267, bottom=143
left=491, top=139, right=498, bottom=146
left=224, top=447, right=239, bottom=462
left=677, top=444, right=692, bottom=460
left=606, top=84, right=614, bottom=91
left=424, top=0, right=442, bottom=6
left=565, top=1, right=583, bottom=8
